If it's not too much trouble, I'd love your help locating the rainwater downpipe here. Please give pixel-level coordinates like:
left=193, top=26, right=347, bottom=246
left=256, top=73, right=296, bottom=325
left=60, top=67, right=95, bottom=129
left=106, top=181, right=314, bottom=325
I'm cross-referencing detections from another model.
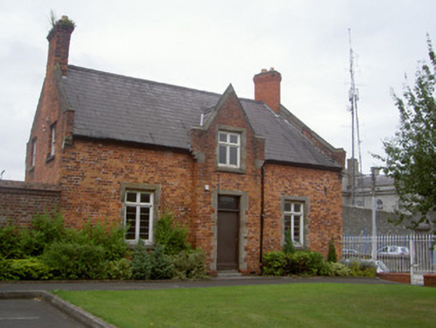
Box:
left=259, top=163, right=265, bottom=274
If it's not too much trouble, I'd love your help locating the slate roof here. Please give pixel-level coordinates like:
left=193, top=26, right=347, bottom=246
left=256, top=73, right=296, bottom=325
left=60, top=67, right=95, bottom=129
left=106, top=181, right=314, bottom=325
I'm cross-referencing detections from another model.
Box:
left=63, top=65, right=341, bottom=170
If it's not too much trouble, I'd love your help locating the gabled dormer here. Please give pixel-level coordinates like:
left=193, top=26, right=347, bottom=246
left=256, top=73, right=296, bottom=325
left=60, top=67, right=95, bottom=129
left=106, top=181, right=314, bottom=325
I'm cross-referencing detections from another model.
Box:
left=190, top=85, right=265, bottom=174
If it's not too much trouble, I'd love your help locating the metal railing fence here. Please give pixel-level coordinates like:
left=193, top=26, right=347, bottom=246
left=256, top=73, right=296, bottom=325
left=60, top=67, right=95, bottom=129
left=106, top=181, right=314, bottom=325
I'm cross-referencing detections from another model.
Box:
left=341, top=234, right=435, bottom=273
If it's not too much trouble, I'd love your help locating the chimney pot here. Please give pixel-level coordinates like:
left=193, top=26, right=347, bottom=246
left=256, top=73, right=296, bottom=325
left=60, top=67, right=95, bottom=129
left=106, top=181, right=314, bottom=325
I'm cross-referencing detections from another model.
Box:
left=261, top=68, right=268, bottom=73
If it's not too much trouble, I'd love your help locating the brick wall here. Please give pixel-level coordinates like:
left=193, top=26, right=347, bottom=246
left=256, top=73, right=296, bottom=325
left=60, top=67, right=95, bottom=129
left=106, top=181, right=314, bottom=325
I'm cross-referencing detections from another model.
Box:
left=59, top=138, right=195, bottom=230
left=0, top=180, right=61, bottom=227
left=263, top=164, right=343, bottom=256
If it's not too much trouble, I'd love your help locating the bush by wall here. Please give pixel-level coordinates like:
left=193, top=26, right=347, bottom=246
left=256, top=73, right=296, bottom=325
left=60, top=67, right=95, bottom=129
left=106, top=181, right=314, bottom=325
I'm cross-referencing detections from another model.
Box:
left=154, top=211, right=190, bottom=256
left=262, top=250, right=375, bottom=278
left=131, top=241, right=174, bottom=280
left=171, top=248, right=208, bottom=280
left=42, top=242, right=108, bottom=279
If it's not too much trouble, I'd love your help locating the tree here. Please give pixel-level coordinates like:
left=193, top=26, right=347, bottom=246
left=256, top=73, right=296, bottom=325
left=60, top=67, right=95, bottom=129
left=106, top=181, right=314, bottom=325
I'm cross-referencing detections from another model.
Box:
left=376, top=36, right=436, bottom=227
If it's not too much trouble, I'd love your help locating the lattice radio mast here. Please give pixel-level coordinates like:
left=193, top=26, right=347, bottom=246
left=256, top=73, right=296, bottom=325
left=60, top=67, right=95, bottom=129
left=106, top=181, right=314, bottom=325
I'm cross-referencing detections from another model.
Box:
left=348, top=29, right=363, bottom=206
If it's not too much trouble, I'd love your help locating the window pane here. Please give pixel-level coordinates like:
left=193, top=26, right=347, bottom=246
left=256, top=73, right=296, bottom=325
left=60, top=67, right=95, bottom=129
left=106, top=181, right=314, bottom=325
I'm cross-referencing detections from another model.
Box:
left=126, top=192, right=137, bottom=203
left=284, top=215, right=291, bottom=232
left=229, top=146, right=238, bottom=165
left=139, top=207, right=150, bottom=239
left=219, top=132, right=227, bottom=142
left=293, top=216, right=301, bottom=242
left=294, top=203, right=301, bottom=213
left=229, top=134, right=238, bottom=144
left=140, top=193, right=150, bottom=203
left=284, top=202, right=291, bottom=212
left=125, top=206, right=136, bottom=240
left=219, top=145, right=227, bottom=164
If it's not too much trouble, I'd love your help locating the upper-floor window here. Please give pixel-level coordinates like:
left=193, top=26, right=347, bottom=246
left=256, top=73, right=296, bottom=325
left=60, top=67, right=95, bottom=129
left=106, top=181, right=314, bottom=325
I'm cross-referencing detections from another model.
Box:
left=377, top=199, right=383, bottom=211
left=284, top=201, right=304, bottom=246
left=49, top=123, right=56, bottom=157
left=124, top=191, right=154, bottom=245
left=218, top=131, right=240, bottom=168
left=31, top=138, right=37, bottom=167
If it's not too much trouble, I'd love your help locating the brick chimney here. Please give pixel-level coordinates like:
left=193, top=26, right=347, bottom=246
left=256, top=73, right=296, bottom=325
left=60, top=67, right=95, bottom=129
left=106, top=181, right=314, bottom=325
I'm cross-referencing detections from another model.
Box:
left=46, top=15, right=75, bottom=76
left=253, top=68, right=282, bottom=114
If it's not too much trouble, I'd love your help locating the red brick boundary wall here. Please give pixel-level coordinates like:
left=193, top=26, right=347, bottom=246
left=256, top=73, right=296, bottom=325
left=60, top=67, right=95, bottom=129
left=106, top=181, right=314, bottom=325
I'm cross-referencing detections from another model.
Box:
left=0, top=180, right=61, bottom=227
left=377, top=272, right=411, bottom=284
left=424, top=274, right=436, bottom=287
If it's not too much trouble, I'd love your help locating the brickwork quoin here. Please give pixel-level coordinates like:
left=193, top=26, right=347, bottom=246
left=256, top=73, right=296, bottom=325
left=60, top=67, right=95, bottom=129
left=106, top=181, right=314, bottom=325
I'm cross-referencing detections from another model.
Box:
left=0, top=180, right=61, bottom=227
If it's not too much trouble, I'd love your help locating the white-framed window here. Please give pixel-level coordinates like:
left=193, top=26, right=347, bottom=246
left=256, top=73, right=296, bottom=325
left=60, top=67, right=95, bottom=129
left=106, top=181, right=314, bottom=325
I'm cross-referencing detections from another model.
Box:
left=376, top=199, right=383, bottom=210
left=50, top=123, right=56, bottom=157
left=284, top=201, right=304, bottom=246
left=218, top=131, right=240, bottom=168
left=124, top=191, right=154, bottom=244
left=31, top=138, right=37, bottom=167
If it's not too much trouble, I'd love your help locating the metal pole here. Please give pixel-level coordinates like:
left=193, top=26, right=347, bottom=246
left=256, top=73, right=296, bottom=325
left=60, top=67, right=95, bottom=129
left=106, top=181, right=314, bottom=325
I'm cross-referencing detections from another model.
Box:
left=371, top=167, right=378, bottom=260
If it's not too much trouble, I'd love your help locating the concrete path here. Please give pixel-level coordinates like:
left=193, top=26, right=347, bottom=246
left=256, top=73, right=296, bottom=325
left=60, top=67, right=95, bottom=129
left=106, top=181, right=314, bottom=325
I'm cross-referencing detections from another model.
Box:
left=0, top=276, right=395, bottom=292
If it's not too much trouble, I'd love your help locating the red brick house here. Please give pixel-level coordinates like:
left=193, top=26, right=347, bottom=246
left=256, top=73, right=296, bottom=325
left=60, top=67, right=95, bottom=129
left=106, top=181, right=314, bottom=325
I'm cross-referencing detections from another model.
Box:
left=25, top=17, right=345, bottom=274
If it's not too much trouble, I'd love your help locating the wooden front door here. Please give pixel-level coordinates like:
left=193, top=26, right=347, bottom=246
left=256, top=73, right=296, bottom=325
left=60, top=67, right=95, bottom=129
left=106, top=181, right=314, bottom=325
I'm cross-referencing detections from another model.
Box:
left=217, top=196, right=239, bottom=271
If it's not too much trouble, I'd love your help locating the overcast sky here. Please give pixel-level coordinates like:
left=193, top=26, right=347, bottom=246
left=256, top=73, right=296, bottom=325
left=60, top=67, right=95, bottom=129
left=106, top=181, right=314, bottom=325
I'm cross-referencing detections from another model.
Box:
left=1, top=0, right=435, bottom=181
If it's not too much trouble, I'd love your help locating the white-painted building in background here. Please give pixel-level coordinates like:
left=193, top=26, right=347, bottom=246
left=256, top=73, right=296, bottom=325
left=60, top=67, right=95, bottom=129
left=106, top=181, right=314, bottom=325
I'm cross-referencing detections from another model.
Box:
left=342, top=159, right=399, bottom=212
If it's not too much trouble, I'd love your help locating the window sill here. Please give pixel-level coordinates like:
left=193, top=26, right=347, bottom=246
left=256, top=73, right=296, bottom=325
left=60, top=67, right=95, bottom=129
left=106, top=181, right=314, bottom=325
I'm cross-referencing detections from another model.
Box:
left=125, top=240, right=155, bottom=249
left=216, top=166, right=246, bottom=174
left=45, top=155, right=55, bottom=163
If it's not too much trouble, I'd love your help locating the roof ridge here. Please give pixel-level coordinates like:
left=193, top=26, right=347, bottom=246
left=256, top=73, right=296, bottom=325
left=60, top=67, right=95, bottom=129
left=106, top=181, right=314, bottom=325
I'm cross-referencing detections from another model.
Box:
left=67, top=64, right=224, bottom=97
left=67, top=65, right=265, bottom=106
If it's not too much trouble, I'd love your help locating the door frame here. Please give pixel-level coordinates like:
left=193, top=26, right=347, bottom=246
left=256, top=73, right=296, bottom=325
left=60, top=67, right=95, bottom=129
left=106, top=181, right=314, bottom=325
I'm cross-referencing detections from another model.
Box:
left=211, top=189, right=248, bottom=272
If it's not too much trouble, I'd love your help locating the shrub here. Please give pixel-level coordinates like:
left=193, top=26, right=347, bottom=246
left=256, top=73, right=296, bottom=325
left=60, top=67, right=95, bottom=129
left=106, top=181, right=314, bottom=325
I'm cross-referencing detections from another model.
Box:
left=42, top=242, right=107, bottom=279
left=327, top=237, right=337, bottom=263
left=0, top=213, right=65, bottom=259
left=323, top=262, right=351, bottom=277
left=31, top=213, right=65, bottom=243
left=154, top=211, right=190, bottom=255
left=107, top=258, right=132, bottom=280
left=285, top=251, right=326, bottom=276
left=65, top=220, right=128, bottom=261
left=0, top=223, right=23, bottom=259
left=262, top=251, right=286, bottom=276
left=150, top=244, right=174, bottom=280
left=10, top=258, right=52, bottom=280
left=131, top=239, right=153, bottom=279
left=0, top=257, right=17, bottom=280
left=340, top=258, right=377, bottom=277
left=171, top=248, right=208, bottom=280
left=283, top=230, right=295, bottom=255
left=131, top=241, right=174, bottom=280
left=0, top=257, right=52, bottom=280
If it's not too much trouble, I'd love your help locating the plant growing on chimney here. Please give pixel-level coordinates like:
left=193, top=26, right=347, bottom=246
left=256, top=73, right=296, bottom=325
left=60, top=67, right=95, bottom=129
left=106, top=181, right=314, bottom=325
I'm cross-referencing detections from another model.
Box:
left=49, top=10, right=76, bottom=29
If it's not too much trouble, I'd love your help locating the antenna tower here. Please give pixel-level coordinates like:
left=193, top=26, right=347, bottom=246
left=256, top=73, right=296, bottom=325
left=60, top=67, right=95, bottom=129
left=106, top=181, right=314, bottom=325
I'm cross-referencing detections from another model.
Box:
left=348, top=29, right=363, bottom=206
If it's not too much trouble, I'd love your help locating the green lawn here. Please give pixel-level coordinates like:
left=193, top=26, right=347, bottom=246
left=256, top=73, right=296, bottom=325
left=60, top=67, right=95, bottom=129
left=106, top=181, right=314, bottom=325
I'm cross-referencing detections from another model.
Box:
left=55, top=283, right=436, bottom=328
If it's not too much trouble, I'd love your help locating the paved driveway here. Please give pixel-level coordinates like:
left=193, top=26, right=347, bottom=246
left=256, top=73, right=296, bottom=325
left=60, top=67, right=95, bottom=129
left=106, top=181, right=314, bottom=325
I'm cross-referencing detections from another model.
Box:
left=0, top=298, right=85, bottom=328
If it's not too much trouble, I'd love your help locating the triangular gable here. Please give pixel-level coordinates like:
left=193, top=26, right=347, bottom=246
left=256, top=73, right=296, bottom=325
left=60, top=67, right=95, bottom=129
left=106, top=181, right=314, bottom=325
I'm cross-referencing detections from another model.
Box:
left=199, top=84, right=257, bottom=137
